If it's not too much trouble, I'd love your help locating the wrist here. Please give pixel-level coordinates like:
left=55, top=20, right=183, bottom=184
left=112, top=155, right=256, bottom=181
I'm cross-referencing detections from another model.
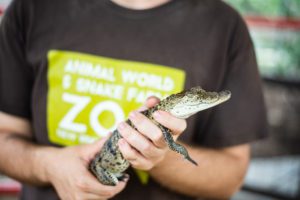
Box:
left=32, top=146, right=61, bottom=184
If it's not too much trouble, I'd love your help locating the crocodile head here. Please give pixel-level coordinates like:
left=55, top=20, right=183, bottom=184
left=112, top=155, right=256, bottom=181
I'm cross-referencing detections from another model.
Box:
left=160, top=86, right=231, bottom=119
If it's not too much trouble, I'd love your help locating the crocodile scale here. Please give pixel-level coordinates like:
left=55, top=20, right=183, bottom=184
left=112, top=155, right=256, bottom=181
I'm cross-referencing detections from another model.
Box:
left=90, top=86, right=231, bottom=186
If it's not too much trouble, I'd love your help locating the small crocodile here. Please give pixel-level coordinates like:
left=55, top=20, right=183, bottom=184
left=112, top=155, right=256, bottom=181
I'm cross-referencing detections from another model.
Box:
left=90, top=86, right=231, bottom=186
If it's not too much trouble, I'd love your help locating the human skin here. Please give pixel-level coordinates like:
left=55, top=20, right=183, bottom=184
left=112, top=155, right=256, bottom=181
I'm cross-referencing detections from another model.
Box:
left=0, top=97, right=249, bottom=200
left=0, top=96, right=189, bottom=200
left=0, top=112, right=128, bottom=200
left=0, top=1, right=250, bottom=199
left=110, top=0, right=171, bottom=10
left=118, top=97, right=250, bottom=199
left=109, top=1, right=250, bottom=198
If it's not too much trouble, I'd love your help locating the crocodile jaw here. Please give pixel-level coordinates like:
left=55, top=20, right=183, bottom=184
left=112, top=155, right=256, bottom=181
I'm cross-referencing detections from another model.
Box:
left=169, top=90, right=231, bottom=119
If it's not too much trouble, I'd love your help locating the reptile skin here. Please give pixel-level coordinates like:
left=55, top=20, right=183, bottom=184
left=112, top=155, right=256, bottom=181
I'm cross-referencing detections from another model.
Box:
left=90, top=86, right=231, bottom=186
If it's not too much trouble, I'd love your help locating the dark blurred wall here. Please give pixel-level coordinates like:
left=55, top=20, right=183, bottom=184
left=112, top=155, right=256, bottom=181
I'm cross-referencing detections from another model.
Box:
left=252, top=80, right=300, bottom=157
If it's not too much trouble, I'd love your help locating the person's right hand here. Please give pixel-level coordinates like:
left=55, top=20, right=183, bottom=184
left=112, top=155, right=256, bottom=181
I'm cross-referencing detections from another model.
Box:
left=45, top=137, right=128, bottom=200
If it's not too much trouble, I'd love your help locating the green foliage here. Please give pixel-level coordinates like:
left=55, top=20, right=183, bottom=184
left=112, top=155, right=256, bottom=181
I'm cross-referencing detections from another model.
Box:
left=225, top=0, right=300, bottom=81
left=226, top=0, right=300, bottom=17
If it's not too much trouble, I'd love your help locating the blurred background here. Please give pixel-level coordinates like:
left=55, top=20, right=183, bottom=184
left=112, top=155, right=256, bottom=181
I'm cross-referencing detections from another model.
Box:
left=0, top=0, right=299, bottom=200
left=225, top=0, right=300, bottom=199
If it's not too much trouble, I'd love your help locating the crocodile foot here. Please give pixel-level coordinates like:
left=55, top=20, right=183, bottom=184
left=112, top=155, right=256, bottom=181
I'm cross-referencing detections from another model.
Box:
left=90, top=162, right=119, bottom=186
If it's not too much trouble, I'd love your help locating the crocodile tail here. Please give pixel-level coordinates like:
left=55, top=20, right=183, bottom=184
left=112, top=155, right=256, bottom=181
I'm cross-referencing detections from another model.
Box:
left=185, top=155, right=198, bottom=166
left=171, top=142, right=198, bottom=166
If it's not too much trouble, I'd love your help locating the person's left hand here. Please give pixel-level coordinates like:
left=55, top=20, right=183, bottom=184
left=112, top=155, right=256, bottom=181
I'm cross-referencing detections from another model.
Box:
left=117, top=96, right=187, bottom=171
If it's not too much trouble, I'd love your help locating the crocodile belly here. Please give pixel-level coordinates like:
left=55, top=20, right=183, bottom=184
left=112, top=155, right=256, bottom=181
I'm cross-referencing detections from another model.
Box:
left=99, top=142, right=130, bottom=173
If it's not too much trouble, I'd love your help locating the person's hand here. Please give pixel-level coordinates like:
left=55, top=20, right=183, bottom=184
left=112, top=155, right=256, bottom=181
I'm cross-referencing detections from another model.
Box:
left=117, top=96, right=187, bottom=171
left=45, top=137, right=128, bottom=200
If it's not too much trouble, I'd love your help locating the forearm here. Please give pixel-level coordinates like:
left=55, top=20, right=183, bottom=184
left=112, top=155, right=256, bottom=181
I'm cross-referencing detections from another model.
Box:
left=0, top=132, right=56, bottom=185
left=149, top=143, right=250, bottom=199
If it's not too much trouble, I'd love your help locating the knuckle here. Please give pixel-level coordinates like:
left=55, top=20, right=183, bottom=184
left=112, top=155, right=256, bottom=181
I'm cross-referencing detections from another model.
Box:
left=118, top=125, right=129, bottom=138
left=143, top=166, right=151, bottom=171
left=122, top=154, right=131, bottom=161
left=142, top=142, right=152, bottom=152
left=119, top=148, right=131, bottom=160
left=179, top=120, right=187, bottom=132
left=75, top=178, right=88, bottom=191
left=135, top=160, right=154, bottom=171
left=138, top=114, right=147, bottom=124
left=130, top=162, right=138, bottom=169
left=174, top=120, right=187, bottom=134
left=103, top=190, right=114, bottom=198
left=123, top=147, right=138, bottom=160
left=149, top=162, right=155, bottom=169
left=128, top=133, right=137, bottom=143
left=130, top=111, right=144, bottom=124
left=74, top=194, right=83, bottom=200
left=135, top=164, right=147, bottom=171
left=152, top=132, right=163, bottom=144
left=143, top=162, right=154, bottom=171
left=117, top=130, right=125, bottom=139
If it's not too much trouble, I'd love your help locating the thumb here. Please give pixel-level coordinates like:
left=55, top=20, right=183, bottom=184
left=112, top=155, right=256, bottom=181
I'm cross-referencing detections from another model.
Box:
left=137, top=96, right=160, bottom=112
left=139, top=96, right=160, bottom=111
left=79, top=134, right=110, bottom=160
left=89, top=137, right=108, bottom=152
left=146, top=96, right=160, bottom=108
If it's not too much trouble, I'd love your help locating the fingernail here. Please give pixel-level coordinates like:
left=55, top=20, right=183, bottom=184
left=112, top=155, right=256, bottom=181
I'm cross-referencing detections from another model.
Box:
left=123, top=174, right=130, bottom=182
left=153, top=111, right=161, bottom=119
left=118, top=122, right=127, bottom=130
left=129, top=111, right=138, bottom=120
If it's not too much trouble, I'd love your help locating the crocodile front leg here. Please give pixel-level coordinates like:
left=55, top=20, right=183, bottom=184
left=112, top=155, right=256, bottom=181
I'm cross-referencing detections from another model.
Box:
left=158, top=124, right=198, bottom=166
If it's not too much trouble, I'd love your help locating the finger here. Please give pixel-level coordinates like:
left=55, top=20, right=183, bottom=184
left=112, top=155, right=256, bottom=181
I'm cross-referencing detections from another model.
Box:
left=89, top=136, right=109, bottom=152
left=86, top=178, right=127, bottom=199
left=144, top=96, right=160, bottom=108
left=81, top=136, right=110, bottom=162
left=153, top=111, right=187, bottom=136
left=129, top=111, right=166, bottom=149
left=80, top=172, right=127, bottom=198
left=112, top=177, right=128, bottom=194
left=118, top=139, right=153, bottom=170
left=138, top=96, right=160, bottom=112
left=117, top=121, right=162, bottom=158
left=137, top=105, right=148, bottom=112
left=118, top=138, right=144, bottom=161
left=81, top=193, right=107, bottom=200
